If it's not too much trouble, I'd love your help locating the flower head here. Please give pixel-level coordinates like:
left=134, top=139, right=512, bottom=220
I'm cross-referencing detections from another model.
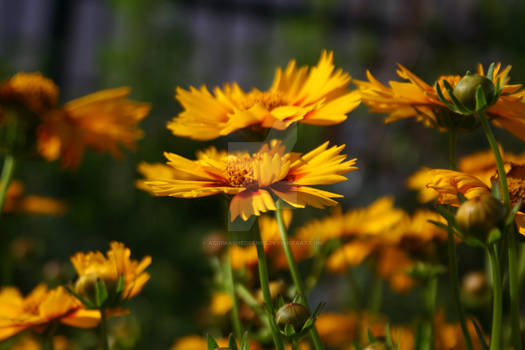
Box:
left=356, top=63, right=525, bottom=141
left=0, top=284, right=100, bottom=341
left=167, top=51, right=360, bottom=140
left=70, top=241, right=151, bottom=304
left=38, top=87, right=151, bottom=168
left=138, top=140, right=357, bottom=221
left=0, top=72, right=59, bottom=115
left=3, top=180, right=66, bottom=215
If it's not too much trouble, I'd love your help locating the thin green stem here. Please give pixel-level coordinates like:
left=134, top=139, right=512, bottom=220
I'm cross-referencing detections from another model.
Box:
left=447, top=229, right=474, bottom=350
left=487, top=245, right=503, bottom=350
left=291, top=338, right=299, bottom=350
left=446, top=130, right=473, bottom=350
left=275, top=201, right=324, bottom=350
left=255, top=226, right=285, bottom=350
left=224, top=253, right=243, bottom=340
left=421, top=277, right=437, bottom=350
left=42, top=323, right=57, bottom=350
left=100, top=308, right=109, bottom=350
left=0, top=155, right=16, bottom=213
left=348, top=268, right=362, bottom=310
left=236, top=283, right=268, bottom=326
left=478, top=110, right=521, bottom=350
left=368, top=274, right=383, bottom=313
left=448, top=129, right=457, bottom=170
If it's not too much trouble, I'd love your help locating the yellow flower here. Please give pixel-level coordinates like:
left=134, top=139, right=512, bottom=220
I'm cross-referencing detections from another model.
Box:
left=12, top=335, right=71, bottom=350
left=315, top=312, right=358, bottom=347
left=210, top=292, right=233, bottom=316
left=0, top=285, right=100, bottom=341
left=0, top=72, right=59, bottom=115
left=433, top=310, right=487, bottom=350
left=3, top=180, right=66, bottom=215
left=138, top=140, right=357, bottom=221
left=70, top=241, right=151, bottom=302
left=170, top=335, right=263, bottom=350
left=167, top=51, right=360, bottom=140
left=356, top=63, right=525, bottom=141
left=38, top=87, right=151, bottom=168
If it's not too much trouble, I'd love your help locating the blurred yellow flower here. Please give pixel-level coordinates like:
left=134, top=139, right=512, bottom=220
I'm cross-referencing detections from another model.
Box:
left=3, top=180, right=66, bottom=215
left=0, top=72, right=59, bottom=115
left=315, top=312, right=358, bottom=347
left=210, top=292, right=233, bottom=316
left=0, top=285, right=100, bottom=341
left=38, top=87, right=151, bottom=168
left=138, top=140, right=357, bottom=221
left=356, top=63, right=525, bottom=141
left=170, top=335, right=262, bottom=350
left=434, top=310, right=487, bottom=350
left=12, top=335, right=71, bottom=350
left=167, top=50, right=360, bottom=140
left=71, top=241, right=151, bottom=301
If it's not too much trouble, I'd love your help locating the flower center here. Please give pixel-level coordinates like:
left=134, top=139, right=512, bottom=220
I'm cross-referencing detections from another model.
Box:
left=226, top=154, right=257, bottom=188
left=506, top=164, right=525, bottom=210
left=240, top=91, right=285, bottom=111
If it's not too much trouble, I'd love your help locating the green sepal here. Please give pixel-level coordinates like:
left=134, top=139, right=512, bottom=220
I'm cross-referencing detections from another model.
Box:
left=505, top=200, right=522, bottom=227
left=428, top=220, right=449, bottom=230
left=207, top=334, right=219, bottom=350
left=95, top=279, right=109, bottom=308
left=435, top=206, right=458, bottom=230
left=116, top=275, right=125, bottom=294
left=228, top=333, right=238, bottom=350
left=487, top=227, right=502, bottom=245
left=443, top=79, right=471, bottom=114
left=463, top=235, right=486, bottom=248
left=301, top=317, right=313, bottom=332
left=486, top=63, right=495, bottom=82
left=475, top=85, right=488, bottom=111
left=276, top=295, right=285, bottom=309
left=65, top=285, right=96, bottom=309
left=435, top=82, right=457, bottom=111
left=472, top=319, right=489, bottom=350
left=312, top=302, right=326, bottom=319
left=240, top=331, right=250, bottom=350
left=283, top=323, right=296, bottom=337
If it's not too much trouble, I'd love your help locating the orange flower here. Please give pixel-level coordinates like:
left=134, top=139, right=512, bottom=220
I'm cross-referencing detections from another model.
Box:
left=356, top=63, right=525, bottom=141
left=71, top=241, right=151, bottom=302
left=0, top=72, right=59, bottom=115
left=0, top=284, right=100, bottom=341
left=167, top=51, right=360, bottom=140
left=38, top=87, right=151, bottom=168
left=3, top=180, right=66, bottom=215
left=138, top=140, right=357, bottom=222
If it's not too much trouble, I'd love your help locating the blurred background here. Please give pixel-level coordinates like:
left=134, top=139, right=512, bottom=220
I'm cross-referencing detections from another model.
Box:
left=1, top=0, right=525, bottom=348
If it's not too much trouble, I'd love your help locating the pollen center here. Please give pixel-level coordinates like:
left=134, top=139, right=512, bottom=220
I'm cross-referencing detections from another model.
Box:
left=226, top=155, right=257, bottom=187
left=240, top=91, right=285, bottom=111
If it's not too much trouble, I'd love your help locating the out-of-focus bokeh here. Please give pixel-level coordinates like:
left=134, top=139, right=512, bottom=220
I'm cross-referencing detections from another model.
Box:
left=1, top=0, right=524, bottom=348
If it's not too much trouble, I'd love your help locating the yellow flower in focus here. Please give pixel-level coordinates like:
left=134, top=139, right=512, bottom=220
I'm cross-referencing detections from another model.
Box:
left=138, top=140, right=357, bottom=222
left=3, top=180, right=66, bottom=215
left=0, top=72, right=59, bottom=115
left=0, top=285, right=100, bottom=341
left=167, top=50, right=360, bottom=140
left=210, top=292, right=234, bottom=316
left=356, top=63, right=525, bottom=141
left=38, top=87, right=151, bottom=168
left=70, top=241, right=151, bottom=302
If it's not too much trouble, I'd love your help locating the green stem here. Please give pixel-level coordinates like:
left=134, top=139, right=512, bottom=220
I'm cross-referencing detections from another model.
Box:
left=518, top=243, right=525, bottom=291
left=478, top=110, right=521, bottom=350
left=446, top=130, right=473, bottom=350
left=236, top=283, right=268, bottom=326
left=367, top=274, right=382, bottom=313
left=42, top=323, right=57, bottom=350
left=487, top=245, right=503, bottom=350
left=275, top=201, right=324, bottom=350
left=447, top=229, right=474, bottom=350
left=448, top=129, right=457, bottom=170
left=0, top=155, right=16, bottom=213
left=421, top=277, right=437, bottom=350
left=255, top=226, right=285, bottom=350
left=100, top=308, right=109, bottom=350
left=224, top=253, right=243, bottom=340
left=348, top=268, right=362, bottom=310
left=291, top=337, right=299, bottom=350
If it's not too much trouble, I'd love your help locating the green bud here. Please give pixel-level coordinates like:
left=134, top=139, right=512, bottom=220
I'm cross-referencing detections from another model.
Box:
left=275, top=302, right=310, bottom=331
left=453, top=75, right=495, bottom=111
left=456, top=194, right=505, bottom=239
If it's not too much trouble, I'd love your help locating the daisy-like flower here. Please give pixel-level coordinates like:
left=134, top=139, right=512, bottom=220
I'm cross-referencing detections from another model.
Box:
left=0, top=284, right=100, bottom=341
left=71, top=241, right=151, bottom=304
left=167, top=51, right=360, bottom=141
left=3, top=180, right=66, bottom=215
left=38, top=87, right=151, bottom=168
left=138, top=140, right=357, bottom=222
left=355, top=63, right=525, bottom=141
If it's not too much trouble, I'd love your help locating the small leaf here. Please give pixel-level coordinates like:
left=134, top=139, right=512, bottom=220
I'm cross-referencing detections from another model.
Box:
left=487, top=227, right=502, bottom=245
left=207, top=334, right=219, bottom=350
left=228, top=333, right=238, bottom=350
left=475, top=85, right=487, bottom=111
left=505, top=199, right=522, bottom=226
left=486, top=63, right=495, bottom=82
left=95, top=279, right=109, bottom=308
left=301, top=318, right=313, bottom=332
left=472, top=319, right=489, bottom=350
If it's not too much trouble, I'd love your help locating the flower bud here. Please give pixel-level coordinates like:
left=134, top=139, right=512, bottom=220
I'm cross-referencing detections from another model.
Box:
left=453, top=75, right=495, bottom=111
left=462, top=271, right=489, bottom=297
left=364, top=341, right=389, bottom=350
left=455, top=194, right=505, bottom=239
left=275, top=302, right=310, bottom=332
left=74, top=272, right=98, bottom=300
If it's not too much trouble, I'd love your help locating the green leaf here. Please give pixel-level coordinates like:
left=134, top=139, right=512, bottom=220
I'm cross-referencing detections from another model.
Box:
left=486, top=63, right=495, bottom=82
left=472, top=319, right=489, bottom=350
left=95, top=279, right=109, bottom=307
left=435, top=206, right=457, bottom=227
left=487, top=227, right=502, bottom=245
left=228, top=333, right=238, bottom=350
left=475, top=85, right=487, bottom=111
left=301, top=318, right=313, bottom=332
left=505, top=200, right=522, bottom=226
left=207, top=334, right=219, bottom=350
left=312, top=302, right=326, bottom=319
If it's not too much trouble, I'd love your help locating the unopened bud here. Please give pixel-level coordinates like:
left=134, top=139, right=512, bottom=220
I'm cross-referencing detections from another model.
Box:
left=456, top=194, right=505, bottom=239
left=275, top=302, right=310, bottom=331
left=453, top=75, right=495, bottom=111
